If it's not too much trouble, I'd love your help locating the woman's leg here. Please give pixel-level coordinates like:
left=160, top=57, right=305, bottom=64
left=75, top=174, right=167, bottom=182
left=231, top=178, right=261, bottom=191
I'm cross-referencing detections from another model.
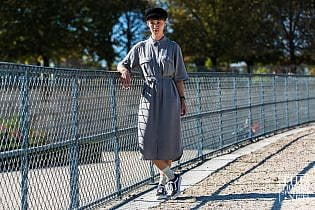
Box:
left=154, top=160, right=171, bottom=197
left=153, top=160, right=181, bottom=197
left=153, top=160, right=170, bottom=170
left=166, top=160, right=172, bottom=167
left=153, top=160, right=175, bottom=181
left=154, top=160, right=172, bottom=182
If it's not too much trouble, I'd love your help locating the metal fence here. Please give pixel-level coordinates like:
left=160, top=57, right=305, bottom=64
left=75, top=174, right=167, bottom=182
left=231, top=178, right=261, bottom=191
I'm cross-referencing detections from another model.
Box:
left=0, top=62, right=315, bottom=209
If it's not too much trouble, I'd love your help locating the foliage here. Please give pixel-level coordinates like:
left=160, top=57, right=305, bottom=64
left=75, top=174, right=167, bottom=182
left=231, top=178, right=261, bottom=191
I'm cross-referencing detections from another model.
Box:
left=0, top=0, right=148, bottom=68
left=220, top=1, right=282, bottom=70
left=0, top=0, right=314, bottom=73
left=204, top=58, right=213, bottom=69
left=0, top=115, right=48, bottom=152
left=112, top=0, right=149, bottom=64
left=308, top=66, right=315, bottom=75
left=166, top=0, right=226, bottom=69
left=0, top=0, right=79, bottom=66
left=254, top=66, right=271, bottom=74
left=264, top=0, right=315, bottom=73
left=166, top=0, right=314, bottom=73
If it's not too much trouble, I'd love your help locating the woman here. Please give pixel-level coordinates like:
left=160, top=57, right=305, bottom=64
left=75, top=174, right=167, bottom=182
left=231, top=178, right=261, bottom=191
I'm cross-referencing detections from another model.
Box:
left=117, top=7, right=188, bottom=199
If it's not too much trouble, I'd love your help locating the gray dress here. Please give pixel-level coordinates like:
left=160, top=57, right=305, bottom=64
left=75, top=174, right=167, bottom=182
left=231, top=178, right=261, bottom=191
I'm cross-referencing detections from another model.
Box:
left=118, top=36, right=188, bottom=160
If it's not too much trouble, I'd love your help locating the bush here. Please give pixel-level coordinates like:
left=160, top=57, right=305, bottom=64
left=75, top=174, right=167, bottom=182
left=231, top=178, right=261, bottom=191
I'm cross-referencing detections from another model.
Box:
left=0, top=115, right=48, bottom=152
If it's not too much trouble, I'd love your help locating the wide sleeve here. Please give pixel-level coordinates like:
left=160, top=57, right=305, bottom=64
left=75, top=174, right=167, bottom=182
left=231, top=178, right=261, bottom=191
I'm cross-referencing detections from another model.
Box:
left=117, top=44, right=140, bottom=72
left=174, top=43, right=189, bottom=82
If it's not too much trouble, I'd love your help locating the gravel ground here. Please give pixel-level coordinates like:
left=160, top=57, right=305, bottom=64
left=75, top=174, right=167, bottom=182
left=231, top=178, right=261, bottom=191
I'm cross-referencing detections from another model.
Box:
left=151, top=125, right=315, bottom=210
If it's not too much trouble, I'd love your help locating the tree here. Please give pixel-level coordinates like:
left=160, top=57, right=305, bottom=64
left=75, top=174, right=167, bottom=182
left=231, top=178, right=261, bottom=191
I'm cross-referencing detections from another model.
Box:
left=166, top=0, right=227, bottom=70
left=0, top=0, right=80, bottom=66
left=73, top=0, right=127, bottom=68
left=0, top=0, right=144, bottom=68
left=112, top=0, right=149, bottom=64
left=166, top=0, right=314, bottom=73
left=220, top=0, right=282, bottom=73
left=267, top=0, right=315, bottom=73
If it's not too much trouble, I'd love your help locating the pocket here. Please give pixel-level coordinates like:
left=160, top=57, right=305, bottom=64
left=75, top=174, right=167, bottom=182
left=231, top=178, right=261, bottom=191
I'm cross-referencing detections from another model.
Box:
left=164, top=81, right=180, bottom=104
left=140, top=58, right=154, bottom=77
left=161, top=56, right=174, bottom=76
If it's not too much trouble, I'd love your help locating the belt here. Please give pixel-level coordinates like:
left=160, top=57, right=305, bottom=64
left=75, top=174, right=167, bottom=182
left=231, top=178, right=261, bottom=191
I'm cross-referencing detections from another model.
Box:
left=145, top=76, right=173, bottom=91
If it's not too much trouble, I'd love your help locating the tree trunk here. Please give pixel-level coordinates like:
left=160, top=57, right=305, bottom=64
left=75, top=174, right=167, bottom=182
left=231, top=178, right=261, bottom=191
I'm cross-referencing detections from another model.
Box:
left=245, top=60, right=254, bottom=74
left=43, top=55, right=50, bottom=67
left=210, top=56, right=218, bottom=72
left=287, top=1, right=296, bottom=74
left=126, top=13, right=132, bottom=52
left=289, top=39, right=297, bottom=74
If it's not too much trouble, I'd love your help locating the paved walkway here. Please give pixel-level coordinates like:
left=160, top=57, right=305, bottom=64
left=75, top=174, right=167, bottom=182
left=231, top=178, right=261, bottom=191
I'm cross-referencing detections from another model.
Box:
left=110, top=124, right=315, bottom=210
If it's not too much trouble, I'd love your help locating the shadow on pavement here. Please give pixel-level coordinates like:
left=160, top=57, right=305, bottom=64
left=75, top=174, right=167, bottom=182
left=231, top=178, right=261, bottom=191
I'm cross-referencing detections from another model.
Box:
left=187, top=132, right=313, bottom=210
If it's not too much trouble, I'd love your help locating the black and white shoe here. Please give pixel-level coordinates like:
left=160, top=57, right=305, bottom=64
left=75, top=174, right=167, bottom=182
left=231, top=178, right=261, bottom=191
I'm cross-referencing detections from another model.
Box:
left=156, top=184, right=167, bottom=199
left=167, top=174, right=182, bottom=199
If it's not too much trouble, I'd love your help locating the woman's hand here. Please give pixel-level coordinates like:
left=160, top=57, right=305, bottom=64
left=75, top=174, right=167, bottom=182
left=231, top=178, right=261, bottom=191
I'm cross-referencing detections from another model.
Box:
left=180, top=98, right=187, bottom=116
left=120, top=68, right=131, bottom=89
left=176, top=81, right=187, bottom=116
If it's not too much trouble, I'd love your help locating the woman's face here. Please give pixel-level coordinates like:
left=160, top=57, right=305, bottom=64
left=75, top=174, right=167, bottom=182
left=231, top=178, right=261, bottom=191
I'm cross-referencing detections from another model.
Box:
left=147, top=19, right=165, bottom=39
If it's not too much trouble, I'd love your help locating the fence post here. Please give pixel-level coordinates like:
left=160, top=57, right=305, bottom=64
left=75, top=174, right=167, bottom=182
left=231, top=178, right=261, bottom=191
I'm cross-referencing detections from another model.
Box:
left=20, top=67, right=29, bottom=210
left=248, top=75, right=252, bottom=138
left=109, top=76, right=122, bottom=196
left=233, top=76, right=238, bottom=142
left=196, top=77, right=203, bottom=158
left=273, top=75, right=277, bottom=131
left=285, top=76, right=289, bottom=127
left=69, top=76, right=79, bottom=209
left=260, top=76, right=265, bottom=134
left=295, top=77, right=299, bottom=125
left=217, top=77, right=223, bottom=148
left=307, top=77, right=310, bottom=123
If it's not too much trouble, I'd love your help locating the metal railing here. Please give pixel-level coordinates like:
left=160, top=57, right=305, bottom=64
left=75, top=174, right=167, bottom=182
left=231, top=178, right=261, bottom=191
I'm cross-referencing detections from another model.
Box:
left=0, top=62, right=315, bottom=209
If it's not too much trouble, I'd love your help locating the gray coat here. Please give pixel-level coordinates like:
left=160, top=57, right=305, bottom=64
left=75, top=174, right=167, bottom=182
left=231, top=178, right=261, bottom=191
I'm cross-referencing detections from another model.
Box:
left=118, top=36, right=188, bottom=160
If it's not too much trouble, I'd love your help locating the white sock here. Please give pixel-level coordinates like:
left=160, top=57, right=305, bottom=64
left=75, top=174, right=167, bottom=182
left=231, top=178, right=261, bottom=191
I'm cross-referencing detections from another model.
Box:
left=162, top=166, right=175, bottom=181
left=158, top=173, right=167, bottom=186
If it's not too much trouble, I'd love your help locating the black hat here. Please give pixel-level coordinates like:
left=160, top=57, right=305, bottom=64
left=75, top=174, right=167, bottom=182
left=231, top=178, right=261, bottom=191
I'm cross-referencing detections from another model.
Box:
left=144, top=7, right=168, bottom=21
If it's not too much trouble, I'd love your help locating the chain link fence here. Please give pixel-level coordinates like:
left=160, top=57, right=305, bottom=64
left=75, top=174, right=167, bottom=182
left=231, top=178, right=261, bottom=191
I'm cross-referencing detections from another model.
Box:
left=0, top=63, right=315, bottom=209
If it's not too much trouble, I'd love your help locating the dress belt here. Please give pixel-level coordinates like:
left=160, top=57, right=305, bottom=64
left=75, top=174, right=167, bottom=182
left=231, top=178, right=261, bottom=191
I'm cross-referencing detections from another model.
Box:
left=145, top=76, right=173, bottom=91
